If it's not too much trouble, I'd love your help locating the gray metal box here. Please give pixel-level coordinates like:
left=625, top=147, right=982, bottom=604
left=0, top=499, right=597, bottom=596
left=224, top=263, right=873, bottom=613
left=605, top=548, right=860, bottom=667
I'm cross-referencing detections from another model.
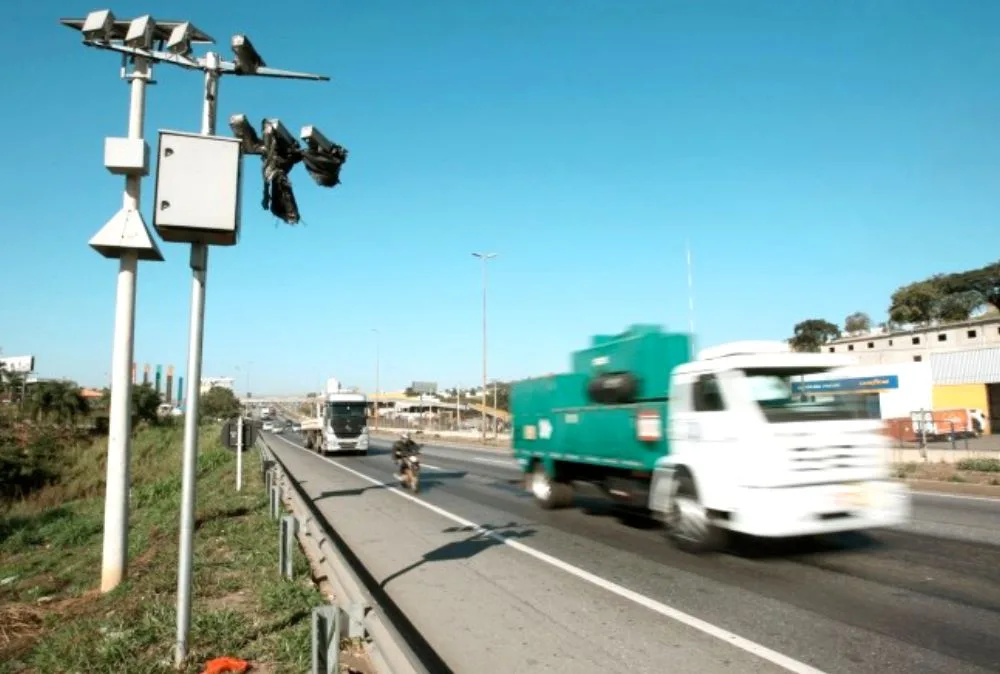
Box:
left=153, top=130, right=243, bottom=246
left=104, top=137, right=149, bottom=176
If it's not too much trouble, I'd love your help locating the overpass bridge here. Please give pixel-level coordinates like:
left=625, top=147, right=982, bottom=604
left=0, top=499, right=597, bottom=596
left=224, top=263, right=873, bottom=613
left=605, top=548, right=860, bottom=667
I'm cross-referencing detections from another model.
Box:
left=246, top=393, right=510, bottom=422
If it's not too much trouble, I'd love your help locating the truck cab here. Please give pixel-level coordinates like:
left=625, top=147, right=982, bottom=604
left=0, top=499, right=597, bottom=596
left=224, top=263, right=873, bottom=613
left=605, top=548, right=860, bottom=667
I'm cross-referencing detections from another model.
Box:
left=649, top=341, right=910, bottom=552
left=302, top=377, right=370, bottom=455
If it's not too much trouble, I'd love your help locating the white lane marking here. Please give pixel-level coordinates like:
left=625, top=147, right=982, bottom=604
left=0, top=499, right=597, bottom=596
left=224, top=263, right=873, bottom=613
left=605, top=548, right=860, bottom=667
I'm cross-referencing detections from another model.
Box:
left=422, top=463, right=445, bottom=472
left=272, top=435, right=826, bottom=674
left=911, top=490, right=1000, bottom=504
left=472, top=456, right=518, bottom=467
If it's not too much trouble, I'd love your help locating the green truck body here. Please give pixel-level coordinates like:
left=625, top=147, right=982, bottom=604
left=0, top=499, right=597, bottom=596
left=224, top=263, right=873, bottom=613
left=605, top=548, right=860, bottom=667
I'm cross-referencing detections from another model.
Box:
left=512, top=325, right=693, bottom=476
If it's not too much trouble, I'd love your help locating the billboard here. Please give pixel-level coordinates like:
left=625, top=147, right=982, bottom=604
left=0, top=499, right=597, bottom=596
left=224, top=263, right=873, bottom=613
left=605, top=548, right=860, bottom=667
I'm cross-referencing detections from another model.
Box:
left=411, top=381, right=437, bottom=395
left=0, top=355, right=35, bottom=374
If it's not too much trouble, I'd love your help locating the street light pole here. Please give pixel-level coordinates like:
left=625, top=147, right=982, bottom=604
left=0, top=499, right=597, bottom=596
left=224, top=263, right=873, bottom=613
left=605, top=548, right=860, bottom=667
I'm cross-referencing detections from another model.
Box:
left=472, top=252, right=496, bottom=444
left=372, top=328, right=380, bottom=431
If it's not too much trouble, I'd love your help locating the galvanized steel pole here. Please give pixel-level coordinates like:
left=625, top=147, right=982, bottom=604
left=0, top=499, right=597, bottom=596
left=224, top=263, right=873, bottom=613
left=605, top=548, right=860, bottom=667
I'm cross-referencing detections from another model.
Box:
left=100, top=55, right=151, bottom=594
left=175, top=51, right=220, bottom=669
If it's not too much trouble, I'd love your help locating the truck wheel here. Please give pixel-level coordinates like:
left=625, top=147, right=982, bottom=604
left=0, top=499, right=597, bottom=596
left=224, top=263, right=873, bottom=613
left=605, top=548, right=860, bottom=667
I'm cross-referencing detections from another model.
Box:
left=530, top=464, right=573, bottom=509
left=304, top=434, right=313, bottom=450
left=665, top=474, right=726, bottom=554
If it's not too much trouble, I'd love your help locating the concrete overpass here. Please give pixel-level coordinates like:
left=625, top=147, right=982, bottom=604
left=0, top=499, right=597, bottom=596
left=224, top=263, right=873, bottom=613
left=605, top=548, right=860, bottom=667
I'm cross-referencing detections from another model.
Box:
left=248, top=392, right=510, bottom=423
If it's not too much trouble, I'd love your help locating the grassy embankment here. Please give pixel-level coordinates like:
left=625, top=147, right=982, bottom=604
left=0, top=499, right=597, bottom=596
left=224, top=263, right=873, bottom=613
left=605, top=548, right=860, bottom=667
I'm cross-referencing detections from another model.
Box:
left=895, top=457, right=1000, bottom=486
left=0, top=422, right=371, bottom=673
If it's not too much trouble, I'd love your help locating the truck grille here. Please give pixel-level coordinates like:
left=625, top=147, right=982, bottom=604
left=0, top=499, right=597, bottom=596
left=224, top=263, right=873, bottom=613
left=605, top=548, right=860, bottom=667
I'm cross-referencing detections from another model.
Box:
left=788, top=444, right=881, bottom=472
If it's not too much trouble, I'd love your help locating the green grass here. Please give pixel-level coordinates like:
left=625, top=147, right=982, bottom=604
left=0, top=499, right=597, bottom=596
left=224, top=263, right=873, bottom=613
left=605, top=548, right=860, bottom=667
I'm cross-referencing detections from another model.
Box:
left=0, top=423, right=347, bottom=673
left=955, top=457, right=1000, bottom=473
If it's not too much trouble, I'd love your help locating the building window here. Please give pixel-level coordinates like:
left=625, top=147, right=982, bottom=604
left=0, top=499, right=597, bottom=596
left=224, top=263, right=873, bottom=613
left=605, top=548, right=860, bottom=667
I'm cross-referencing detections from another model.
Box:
left=938, top=333, right=947, bottom=342
left=867, top=342, right=875, bottom=349
left=848, top=344, right=854, bottom=351
left=888, top=339, right=894, bottom=346
left=828, top=346, right=835, bottom=353
left=968, top=329, right=978, bottom=338
left=914, top=355, right=923, bottom=362
left=912, top=336, right=921, bottom=345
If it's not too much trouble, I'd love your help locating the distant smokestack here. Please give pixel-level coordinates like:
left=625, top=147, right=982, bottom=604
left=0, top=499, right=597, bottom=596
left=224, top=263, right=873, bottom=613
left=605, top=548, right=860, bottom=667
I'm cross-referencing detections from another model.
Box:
left=155, top=365, right=162, bottom=396
left=166, top=365, right=174, bottom=404
left=143, top=363, right=150, bottom=385
left=177, top=376, right=184, bottom=405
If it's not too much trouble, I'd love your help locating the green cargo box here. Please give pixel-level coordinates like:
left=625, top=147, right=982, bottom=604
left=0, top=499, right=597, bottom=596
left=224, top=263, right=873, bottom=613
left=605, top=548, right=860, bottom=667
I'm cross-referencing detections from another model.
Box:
left=571, top=324, right=692, bottom=400
left=512, top=325, right=692, bottom=474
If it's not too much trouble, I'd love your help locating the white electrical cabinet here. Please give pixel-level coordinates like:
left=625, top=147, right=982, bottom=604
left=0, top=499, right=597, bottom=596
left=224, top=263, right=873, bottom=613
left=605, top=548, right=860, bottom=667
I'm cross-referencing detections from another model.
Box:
left=153, top=130, right=243, bottom=246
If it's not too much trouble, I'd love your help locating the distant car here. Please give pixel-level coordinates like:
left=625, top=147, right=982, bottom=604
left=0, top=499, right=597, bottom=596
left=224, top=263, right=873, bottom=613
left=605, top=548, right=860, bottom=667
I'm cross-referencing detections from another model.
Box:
left=262, top=421, right=274, bottom=432
left=291, top=422, right=301, bottom=433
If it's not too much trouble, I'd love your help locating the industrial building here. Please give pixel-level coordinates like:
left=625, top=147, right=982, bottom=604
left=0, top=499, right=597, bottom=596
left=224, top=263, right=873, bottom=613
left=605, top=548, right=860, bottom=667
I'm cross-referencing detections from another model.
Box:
left=822, top=316, right=1000, bottom=434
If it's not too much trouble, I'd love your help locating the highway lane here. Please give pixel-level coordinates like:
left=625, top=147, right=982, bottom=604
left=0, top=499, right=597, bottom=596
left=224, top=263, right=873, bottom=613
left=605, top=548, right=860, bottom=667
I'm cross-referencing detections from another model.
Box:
left=270, top=431, right=1000, bottom=673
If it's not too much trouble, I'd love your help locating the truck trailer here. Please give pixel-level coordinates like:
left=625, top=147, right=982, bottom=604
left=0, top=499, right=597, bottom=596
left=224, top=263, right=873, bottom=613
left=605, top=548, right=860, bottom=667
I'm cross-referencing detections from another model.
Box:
left=511, top=324, right=910, bottom=553
left=301, top=377, right=370, bottom=455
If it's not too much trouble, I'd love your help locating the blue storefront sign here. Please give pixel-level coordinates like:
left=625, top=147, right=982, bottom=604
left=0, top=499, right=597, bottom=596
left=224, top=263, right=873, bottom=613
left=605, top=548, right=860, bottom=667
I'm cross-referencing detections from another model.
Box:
left=791, top=374, right=899, bottom=394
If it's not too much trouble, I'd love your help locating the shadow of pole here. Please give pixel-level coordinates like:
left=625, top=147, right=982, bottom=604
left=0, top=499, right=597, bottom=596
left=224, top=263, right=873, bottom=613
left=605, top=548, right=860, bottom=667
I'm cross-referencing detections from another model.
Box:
left=380, top=522, right=537, bottom=589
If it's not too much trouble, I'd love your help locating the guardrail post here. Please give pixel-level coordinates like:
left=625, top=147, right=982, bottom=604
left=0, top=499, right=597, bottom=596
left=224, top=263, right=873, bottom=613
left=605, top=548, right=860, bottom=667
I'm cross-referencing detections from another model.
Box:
left=270, top=485, right=282, bottom=520
left=345, top=601, right=366, bottom=639
left=280, top=515, right=298, bottom=579
left=311, top=605, right=340, bottom=674
left=265, top=468, right=273, bottom=494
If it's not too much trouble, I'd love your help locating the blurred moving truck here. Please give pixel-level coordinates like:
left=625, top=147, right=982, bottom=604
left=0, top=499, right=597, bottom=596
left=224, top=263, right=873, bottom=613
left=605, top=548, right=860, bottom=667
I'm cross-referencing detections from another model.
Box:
left=511, top=325, right=910, bottom=553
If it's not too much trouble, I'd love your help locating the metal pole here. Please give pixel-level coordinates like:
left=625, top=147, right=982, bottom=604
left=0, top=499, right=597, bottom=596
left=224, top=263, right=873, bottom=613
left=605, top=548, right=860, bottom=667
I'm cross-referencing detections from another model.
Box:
left=100, top=55, right=150, bottom=594
left=493, top=381, right=498, bottom=438
left=175, top=52, right=220, bottom=669
left=481, top=258, right=487, bottom=443
left=236, top=415, right=244, bottom=491
left=373, top=329, right=380, bottom=431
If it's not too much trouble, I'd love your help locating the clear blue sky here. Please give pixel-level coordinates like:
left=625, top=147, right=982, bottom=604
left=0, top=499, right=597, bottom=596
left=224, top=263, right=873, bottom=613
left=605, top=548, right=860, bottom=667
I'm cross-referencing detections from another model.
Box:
left=3, top=1, right=999, bottom=394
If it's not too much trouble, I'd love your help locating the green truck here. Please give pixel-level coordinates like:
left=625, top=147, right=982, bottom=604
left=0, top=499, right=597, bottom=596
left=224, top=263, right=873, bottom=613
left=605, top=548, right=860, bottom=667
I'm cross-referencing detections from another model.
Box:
left=511, top=324, right=909, bottom=552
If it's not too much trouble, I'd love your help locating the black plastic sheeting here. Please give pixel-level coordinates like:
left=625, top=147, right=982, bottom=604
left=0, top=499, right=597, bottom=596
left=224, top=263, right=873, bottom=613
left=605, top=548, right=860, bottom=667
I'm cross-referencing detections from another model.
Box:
left=253, top=119, right=349, bottom=225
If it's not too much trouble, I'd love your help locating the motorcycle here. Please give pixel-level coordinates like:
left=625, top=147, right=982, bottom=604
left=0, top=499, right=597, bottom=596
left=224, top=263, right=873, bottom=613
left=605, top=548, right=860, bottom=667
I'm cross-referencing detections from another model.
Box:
left=394, top=438, right=421, bottom=494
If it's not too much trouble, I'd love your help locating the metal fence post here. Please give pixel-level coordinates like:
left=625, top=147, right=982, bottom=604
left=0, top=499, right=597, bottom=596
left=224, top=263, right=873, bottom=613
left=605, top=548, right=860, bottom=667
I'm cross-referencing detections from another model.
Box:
left=280, top=515, right=298, bottom=579
left=311, top=605, right=340, bottom=674
left=265, top=468, right=273, bottom=494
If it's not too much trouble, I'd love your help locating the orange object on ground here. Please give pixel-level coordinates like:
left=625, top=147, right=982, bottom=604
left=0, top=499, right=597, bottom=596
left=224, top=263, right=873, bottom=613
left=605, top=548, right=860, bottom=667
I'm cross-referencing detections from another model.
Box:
left=200, top=656, right=250, bottom=674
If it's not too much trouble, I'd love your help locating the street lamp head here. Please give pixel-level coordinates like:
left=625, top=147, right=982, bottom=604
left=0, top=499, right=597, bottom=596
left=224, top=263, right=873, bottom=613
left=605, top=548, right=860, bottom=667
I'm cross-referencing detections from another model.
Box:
left=472, top=252, right=497, bottom=260
left=228, top=113, right=263, bottom=154
left=165, top=21, right=194, bottom=56
left=231, top=34, right=266, bottom=74
left=81, top=9, right=115, bottom=42
left=124, top=15, right=156, bottom=49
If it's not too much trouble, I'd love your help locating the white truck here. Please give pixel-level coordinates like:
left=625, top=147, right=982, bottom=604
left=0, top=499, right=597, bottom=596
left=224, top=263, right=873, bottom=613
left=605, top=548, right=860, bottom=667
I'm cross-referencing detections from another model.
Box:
left=301, top=377, right=371, bottom=455
left=513, top=329, right=911, bottom=553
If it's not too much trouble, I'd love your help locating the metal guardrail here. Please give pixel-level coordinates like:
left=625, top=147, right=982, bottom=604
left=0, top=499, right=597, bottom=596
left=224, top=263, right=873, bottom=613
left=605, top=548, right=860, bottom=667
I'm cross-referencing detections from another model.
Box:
left=256, top=435, right=432, bottom=674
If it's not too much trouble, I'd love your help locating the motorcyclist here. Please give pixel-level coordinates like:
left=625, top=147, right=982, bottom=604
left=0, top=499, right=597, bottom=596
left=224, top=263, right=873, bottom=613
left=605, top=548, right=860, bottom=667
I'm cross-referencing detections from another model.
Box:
left=392, top=432, right=419, bottom=479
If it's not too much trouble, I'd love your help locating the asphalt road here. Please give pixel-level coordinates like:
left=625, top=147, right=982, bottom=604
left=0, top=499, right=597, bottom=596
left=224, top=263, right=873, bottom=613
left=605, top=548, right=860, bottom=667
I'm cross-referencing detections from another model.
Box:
left=268, top=430, right=1000, bottom=674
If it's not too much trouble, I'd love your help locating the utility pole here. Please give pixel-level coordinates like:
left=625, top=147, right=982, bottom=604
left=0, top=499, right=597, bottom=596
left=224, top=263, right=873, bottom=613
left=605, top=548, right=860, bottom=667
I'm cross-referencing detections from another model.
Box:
left=472, top=252, right=496, bottom=443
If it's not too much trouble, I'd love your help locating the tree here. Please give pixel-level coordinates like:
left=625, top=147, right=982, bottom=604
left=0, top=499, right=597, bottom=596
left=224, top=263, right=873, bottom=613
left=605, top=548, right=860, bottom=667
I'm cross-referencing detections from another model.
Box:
left=131, top=383, right=162, bottom=424
left=25, top=380, right=90, bottom=425
left=404, top=387, right=417, bottom=398
left=888, top=261, right=1000, bottom=326
left=789, top=319, right=841, bottom=353
left=888, top=280, right=943, bottom=326
left=844, top=311, right=871, bottom=334
left=200, top=386, right=240, bottom=421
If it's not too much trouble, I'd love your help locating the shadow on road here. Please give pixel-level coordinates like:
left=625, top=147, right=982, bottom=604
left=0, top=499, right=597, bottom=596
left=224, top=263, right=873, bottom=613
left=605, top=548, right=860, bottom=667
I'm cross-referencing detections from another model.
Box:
left=380, top=521, right=537, bottom=589
left=727, top=529, right=885, bottom=559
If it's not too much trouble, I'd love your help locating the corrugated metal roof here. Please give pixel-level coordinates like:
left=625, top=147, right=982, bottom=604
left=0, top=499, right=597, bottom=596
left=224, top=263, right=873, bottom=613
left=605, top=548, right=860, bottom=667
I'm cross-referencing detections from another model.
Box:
left=930, top=347, right=1000, bottom=385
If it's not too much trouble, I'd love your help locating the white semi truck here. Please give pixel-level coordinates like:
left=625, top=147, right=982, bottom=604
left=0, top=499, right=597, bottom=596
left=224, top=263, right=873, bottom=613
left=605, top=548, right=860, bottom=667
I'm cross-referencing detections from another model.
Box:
left=301, top=377, right=370, bottom=455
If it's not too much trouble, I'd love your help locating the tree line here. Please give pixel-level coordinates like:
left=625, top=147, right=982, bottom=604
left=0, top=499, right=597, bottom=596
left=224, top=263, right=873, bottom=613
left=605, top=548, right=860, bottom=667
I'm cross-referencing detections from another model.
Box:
left=789, top=260, right=1000, bottom=352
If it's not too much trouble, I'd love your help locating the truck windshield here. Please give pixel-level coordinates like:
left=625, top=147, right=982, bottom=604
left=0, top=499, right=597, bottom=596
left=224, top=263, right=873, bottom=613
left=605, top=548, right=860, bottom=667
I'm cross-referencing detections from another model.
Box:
left=327, top=403, right=367, bottom=419
left=738, top=368, right=871, bottom=423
